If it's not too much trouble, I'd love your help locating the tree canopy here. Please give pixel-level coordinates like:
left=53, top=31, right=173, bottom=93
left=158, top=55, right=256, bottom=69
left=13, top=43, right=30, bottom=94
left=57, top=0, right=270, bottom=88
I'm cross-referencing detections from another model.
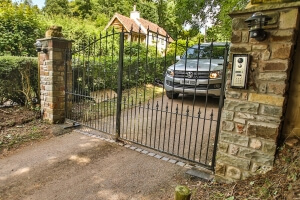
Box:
left=0, top=0, right=249, bottom=56
left=43, top=0, right=70, bottom=15
left=0, top=1, right=43, bottom=56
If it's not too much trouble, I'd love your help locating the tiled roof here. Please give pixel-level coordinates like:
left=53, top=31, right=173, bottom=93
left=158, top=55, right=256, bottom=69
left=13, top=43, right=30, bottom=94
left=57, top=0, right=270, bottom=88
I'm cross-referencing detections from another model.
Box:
left=114, top=13, right=141, bottom=33
left=105, top=13, right=173, bottom=41
left=138, top=18, right=173, bottom=42
left=138, top=18, right=166, bottom=35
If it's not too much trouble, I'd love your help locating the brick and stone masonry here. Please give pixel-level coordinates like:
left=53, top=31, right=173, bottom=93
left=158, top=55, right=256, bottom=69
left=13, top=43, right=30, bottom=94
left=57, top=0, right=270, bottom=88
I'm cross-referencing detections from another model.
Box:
left=38, top=26, right=72, bottom=123
left=215, top=2, right=300, bottom=182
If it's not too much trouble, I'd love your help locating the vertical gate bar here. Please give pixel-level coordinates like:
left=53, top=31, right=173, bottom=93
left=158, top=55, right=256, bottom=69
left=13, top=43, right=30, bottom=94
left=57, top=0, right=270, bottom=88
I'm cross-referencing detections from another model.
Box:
left=97, top=98, right=100, bottom=130
left=123, top=97, right=126, bottom=139
left=64, top=48, right=68, bottom=120
left=158, top=35, right=168, bottom=150
left=182, top=106, right=190, bottom=157
left=80, top=41, right=84, bottom=125
left=134, top=27, right=141, bottom=142
left=172, top=104, right=179, bottom=154
left=211, top=42, right=229, bottom=170
left=71, top=49, right=75, bottom=121
left=87, top=37, right=90, bottom=98
left=86, top=37, right=90, bottom=127
left=146, top=100, right=150, bottom=145
left=96, top=33, right=102, bottom=130
left=92, top=36, right=96, bottom=93
left=177, top=39, right=189, bottom=156
left=125, top=28, right=132, bottom=140
left=133, top=27, right=141, bottom=142
left=193, top=108, right=201, bottom=160
left=79, top=40, right=84, bottom=125
left=188, top=39, right=202, bottom=159
left=92, top=36, right=96, bottom=129
left=104, top=32, right=108, bottom=133
left=199, top=41, right=214, bottom=160
left=163, top=102, right=169, bottom=151
left=168, top=39, right=178, bottom=153
left=98, top=33, right=102, bottom=131
left=110, top=28, right=115, bottom=134
left=116, top=31, right=124, bottom=140
left=154, top=101, right=159, bottom=148
left=141, top=28, right=150, bottom=145
left=84, top=40, right=88, bottom=126
left=128, top=28, right=133, bottom=140
left=205, top=110, right=214, bottom=165
left=149, top=29, right=159, bottom=148
left=112, top=94, right=116, bottom=133
left=74, top=47, right=77, bottom=122
left=88, top=37, right=92, bottom=128
left=138, top=99, right=142, bottom=143
left=131, top=98, right=134, bottom=141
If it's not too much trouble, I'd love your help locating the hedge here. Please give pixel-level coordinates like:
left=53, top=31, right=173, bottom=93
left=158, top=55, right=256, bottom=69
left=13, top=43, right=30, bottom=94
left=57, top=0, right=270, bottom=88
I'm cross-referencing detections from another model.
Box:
left=0, top=56, right=38, bottom=106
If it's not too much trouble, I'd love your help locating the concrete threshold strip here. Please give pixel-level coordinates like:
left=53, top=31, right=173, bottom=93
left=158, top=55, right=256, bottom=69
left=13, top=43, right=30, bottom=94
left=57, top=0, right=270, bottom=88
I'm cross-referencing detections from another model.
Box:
left=73, top=128, right=214, bottom=181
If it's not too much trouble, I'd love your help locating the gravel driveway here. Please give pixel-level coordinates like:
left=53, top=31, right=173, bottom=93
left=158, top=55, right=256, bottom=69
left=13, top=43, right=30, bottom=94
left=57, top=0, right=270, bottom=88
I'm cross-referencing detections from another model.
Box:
left=0, top=131, right=191, bottom=200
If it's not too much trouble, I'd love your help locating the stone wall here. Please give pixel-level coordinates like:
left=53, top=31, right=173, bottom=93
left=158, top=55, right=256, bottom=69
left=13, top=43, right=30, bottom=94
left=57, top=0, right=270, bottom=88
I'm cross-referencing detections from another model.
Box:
left=38, top=34, right=72, bottom=123
left=282, top=26, right=300, bottom=139
left=215, top=3, right=300, bottom=182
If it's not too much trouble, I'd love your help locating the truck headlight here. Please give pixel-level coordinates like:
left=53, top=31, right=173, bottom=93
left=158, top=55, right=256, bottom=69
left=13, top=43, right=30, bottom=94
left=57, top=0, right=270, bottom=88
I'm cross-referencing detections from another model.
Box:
left=166, top=69, right=174, bottom=77
left=209, top=70, right=223, bottom=79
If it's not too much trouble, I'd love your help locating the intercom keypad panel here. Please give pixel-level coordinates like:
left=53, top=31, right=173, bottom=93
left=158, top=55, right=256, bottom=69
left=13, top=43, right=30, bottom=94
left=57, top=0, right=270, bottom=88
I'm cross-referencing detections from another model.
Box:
left=231, top=54, right=249, bottom=89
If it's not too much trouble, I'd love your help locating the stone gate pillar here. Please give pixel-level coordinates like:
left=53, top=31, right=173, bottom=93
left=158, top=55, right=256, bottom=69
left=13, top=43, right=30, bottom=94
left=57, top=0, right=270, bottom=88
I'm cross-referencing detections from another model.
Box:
left=38, top=26, right=72, bottom=124
left=215, top=2, right=300, bottom=182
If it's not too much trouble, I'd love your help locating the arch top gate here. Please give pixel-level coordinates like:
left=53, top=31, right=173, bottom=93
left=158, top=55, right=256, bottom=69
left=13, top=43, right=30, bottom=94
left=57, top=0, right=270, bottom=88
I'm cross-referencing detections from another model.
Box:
left=65, top=29, right=229, bottom=170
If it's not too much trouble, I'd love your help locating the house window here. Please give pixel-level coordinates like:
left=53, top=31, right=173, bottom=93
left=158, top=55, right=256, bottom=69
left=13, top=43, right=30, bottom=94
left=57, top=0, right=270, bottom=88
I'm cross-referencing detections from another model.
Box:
left=161, top=38, right=165, bottom=46
left=152, top=33, right=157, bottom=42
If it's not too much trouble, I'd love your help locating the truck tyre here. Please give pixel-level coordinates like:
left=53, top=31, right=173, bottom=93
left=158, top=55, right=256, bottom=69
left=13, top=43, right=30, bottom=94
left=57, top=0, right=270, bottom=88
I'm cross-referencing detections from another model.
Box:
left=166, top=91, right=179, bottom=99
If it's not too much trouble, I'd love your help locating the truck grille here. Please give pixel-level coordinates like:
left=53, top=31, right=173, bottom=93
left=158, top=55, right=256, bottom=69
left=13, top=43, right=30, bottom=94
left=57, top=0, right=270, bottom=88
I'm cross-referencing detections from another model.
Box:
left=174, top=70, right=210, bottom=79
left=166, top=81, right=218, bottom=90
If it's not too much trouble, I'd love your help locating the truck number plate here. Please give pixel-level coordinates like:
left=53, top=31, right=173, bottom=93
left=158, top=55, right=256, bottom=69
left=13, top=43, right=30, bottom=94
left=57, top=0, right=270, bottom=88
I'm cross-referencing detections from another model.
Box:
left=180, top=80, right=196, bottom=85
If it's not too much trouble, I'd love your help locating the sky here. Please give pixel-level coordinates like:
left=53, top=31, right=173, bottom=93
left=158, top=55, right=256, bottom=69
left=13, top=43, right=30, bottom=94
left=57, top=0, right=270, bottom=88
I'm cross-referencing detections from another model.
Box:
left=31, top=0, right=45, bottom=8
left=13, top=0, right=45, bottom=8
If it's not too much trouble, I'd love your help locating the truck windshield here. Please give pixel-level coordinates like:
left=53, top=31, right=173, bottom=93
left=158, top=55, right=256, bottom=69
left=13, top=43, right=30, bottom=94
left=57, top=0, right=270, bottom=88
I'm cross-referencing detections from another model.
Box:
left=182, top=45, right=225, bottom=59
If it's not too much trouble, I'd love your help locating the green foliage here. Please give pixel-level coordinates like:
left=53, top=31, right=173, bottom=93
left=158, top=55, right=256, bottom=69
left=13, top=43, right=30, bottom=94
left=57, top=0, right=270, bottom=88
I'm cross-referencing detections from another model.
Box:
left=69, top=0, right=92, bottom=18
left=71, top=34, right=175, bottom=95
left=23, top=0, right=33, bottom=6
left=91, top=0, right=135, bottom=19
left=0, top=56, right=38, bottom=106
left=174, top=0, right=249, bottom=41
left=174, top=0, right=206, bottom=30
left=206, top=25, right=230, bottom=42
left=123, top=41, right=170, bottom=89
left=213, top=0, right=249, bottom=41
left=157, top=0, right=180, bottom=39
left=0, top=1, right=43, bottom=56
left=167, top=36, right=202, bottom=58
left=43, top=0, right=70, bottom=15
left=42, top=15, right=101, bottom=41
left=137, top=1, right=158, bottom=24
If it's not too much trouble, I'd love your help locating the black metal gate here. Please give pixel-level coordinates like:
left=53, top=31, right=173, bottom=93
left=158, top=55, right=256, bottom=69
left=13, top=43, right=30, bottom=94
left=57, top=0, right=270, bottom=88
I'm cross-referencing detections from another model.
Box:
left=65, top=29, right=229, bottom=170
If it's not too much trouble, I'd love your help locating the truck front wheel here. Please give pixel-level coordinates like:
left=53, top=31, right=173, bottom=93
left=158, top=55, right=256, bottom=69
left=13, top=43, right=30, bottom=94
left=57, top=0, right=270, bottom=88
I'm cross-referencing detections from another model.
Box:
left=166, top=91, right=179, bottom=99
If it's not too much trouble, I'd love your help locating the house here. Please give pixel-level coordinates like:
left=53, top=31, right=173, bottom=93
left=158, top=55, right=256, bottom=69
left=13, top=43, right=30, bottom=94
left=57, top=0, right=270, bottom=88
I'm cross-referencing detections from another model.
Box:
left=105, top=5, right=173, bottom=53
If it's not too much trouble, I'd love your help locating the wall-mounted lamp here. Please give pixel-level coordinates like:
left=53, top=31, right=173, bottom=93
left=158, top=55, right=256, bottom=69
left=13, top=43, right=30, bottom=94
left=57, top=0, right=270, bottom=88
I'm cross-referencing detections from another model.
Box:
left=34, top=40, right=48, bottom=53
left=245, top=12, right=272, bottom=41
